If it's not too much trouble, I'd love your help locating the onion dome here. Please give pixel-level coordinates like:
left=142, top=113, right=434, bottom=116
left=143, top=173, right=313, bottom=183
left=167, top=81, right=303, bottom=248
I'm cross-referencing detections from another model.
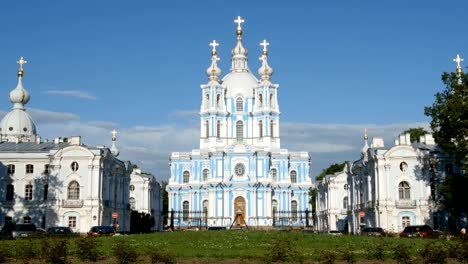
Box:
left=0, top=57, right=37, bottom=140
left=223, top=16, right=258, bottom=98
left=360, top=128, right=369, bottom=157
left=110, top=129, right=120, bottom=157
left=258, top=39, right=274, bottom=81
left=206, top=40, right=222, bottom=82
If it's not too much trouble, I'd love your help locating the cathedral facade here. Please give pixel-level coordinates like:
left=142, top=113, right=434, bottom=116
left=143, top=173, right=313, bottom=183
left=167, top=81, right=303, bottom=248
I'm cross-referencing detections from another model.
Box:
left=167, top=17, right=312, bottom=228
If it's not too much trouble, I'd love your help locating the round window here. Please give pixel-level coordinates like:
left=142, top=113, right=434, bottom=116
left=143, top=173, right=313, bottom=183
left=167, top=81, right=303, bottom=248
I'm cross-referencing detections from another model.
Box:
left=8, top=127, right=13, bottom=131
left=23, top=127, right=27, bottom=132
left=234, top=163, right=246, bottom=176
left=71, top=161, right=79, bottom=172
left=130, top=185, right=135, bottom=191
left=400, top=162, right=408, bottom=172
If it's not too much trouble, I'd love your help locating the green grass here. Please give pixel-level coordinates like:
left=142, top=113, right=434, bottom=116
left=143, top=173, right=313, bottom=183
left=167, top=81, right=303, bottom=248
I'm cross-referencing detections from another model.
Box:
left=0, top=230, right=462, bottom=262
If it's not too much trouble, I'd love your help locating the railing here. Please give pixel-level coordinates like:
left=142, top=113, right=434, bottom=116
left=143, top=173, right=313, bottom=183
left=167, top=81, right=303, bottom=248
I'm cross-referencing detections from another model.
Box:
left=395, top=200, right=417, bottom=208
left=62, top=199, right=83, bottom=208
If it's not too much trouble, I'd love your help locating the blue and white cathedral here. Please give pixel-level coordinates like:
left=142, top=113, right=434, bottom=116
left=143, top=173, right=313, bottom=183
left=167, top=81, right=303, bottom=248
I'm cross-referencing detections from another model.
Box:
left=167, top=17, right=312, bottom=228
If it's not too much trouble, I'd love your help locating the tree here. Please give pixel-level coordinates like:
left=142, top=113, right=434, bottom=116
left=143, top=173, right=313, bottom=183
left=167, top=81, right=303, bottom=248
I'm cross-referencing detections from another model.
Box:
left=161, top=181, right=169, bottom=225
left=403, top=127, right=429, bottom=143
left=315, top=162, right=346, bottom=181
left=425, top=72, right=468, bottom=171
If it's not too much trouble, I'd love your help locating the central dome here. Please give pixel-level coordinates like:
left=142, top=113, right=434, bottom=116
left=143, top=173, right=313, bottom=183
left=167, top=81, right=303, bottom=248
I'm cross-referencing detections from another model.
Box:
left=0, top=109, right=37, bottom=137
left=222, top=70, right=258, bottom=98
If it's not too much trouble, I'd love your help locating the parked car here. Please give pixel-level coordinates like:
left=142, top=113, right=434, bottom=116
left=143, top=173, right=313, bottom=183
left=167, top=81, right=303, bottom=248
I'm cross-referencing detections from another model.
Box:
left=361, top=227, right=385, bottom=237
left=399, top=225, right=443, bottom=238
left=8, top=224, right=38, bottom=238
left=47, top=226, right=75, bottom=237
left=88, top=226, right=116, bottom=237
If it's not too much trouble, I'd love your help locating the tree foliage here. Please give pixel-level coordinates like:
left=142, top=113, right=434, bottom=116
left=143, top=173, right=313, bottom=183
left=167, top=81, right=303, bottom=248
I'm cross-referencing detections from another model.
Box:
left=438, top=172, right=468, bottom=221
left=315, top=162, right=346, bottom=181
left=403, top=127, right=429, bottom=143
left=425, top=72, right=468, bottom=171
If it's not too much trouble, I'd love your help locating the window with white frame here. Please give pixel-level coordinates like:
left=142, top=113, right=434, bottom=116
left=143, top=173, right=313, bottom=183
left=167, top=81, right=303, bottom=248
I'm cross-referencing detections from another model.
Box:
left=290, top=171, right=297, bottom=183
left=236, top=121, right=243, bottom=141
left=291, top=201, right=298, bottom=221
left=270, top=121, right=274, bottom=137
left=398, top=181, right=411, bottom=200
left=26, top=164, right=34, bottom=174
left=203, top=169, right=209, bottom=181
left=68, top=216, right=77, bottom=228
left=271, top=168, right=277, bottom=181
left=217, top=120, right=221, bottom=138
left=343, top=196, right=348, bottom=209
left=71, top=161, right=79, bottom=172
left=258, top=94, right=263, bottom=107
left=236, top=97, right=243, bottom=112
left=183, top=171, right=190, bottom=183
left=205, top=94, right=210, bottom=109
left=202, top=200, right=208, bottom=222
left=183, top=201, right=189, bottom=221
left=402, top=216, right=411, bottom=228
left=130, top=197, right=136, bottom=210
left=205, top=120, right=209, bottom=138
left=67, top=181, right=80, bottom=200
left=7, top=164, right=15, bottom=174
left=259, top=120, right=263, bottom=138
left=25, top=184, right=33, bottom=200
left=6, top=184, right=14, bottom=201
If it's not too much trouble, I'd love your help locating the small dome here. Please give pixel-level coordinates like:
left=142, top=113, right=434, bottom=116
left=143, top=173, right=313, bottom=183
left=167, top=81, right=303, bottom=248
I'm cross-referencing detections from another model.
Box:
left=231, top=39, right=248, bottom=57
left=9, top=78, right=30, bottom=108
left=0, top=109, right=37, bottom=138
left=110, top=143, right=120, bottom=157
left=222, top=71, right=258, bottom=98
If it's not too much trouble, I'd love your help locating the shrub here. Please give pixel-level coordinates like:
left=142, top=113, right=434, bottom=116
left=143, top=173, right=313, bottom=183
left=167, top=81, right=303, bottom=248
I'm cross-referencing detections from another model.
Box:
left=391, top=244, right=411, bottom=264
left=147, top=247, right=176, bottom=264
left=41, top=238, right=69, bottom=264
left=420, top=241, right=448, bottom=264
left=340, top=246, right=356, bottom=264
left=74, top=236, right=100, bottom=261
left=0, top=242, right=11, bottom=263
left=365, top=241, right=386, bottom=260
left=15, top=241, right=38, bottom=262
left=447, top=240, right=468, bottom=263
left=264, top=235, right=303, bottom=263
left=112, top=239, right=138, bottom=264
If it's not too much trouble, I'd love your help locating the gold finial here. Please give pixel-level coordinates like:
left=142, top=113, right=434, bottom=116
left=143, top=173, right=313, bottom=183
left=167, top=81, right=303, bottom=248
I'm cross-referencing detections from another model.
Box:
left=112, top=129, right=117, bottom=142
left=209, top=40, right=219, bottom=56
left=260, top=39, right=269, bottom=56
left=234, top=16, right=244, bottom=36
left=364, top=128, right=368, bottom=141
left=454, top=54, right=464, bottom=74
left=16, top=56, right=27, bottom=77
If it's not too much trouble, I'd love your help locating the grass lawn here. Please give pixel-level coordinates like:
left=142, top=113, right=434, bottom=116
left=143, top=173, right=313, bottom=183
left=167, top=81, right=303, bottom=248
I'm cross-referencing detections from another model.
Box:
left=1, top=230, right=466, bottom=263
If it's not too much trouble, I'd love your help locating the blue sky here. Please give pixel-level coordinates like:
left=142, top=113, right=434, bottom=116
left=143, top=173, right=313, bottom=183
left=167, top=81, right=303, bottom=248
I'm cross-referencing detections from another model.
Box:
left=0, top=0, right=466, bottom=181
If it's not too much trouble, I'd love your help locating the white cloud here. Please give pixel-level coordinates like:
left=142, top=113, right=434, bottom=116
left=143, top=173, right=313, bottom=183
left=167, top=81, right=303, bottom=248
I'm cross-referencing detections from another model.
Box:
left=27, top=108, right=80, bottom=124
left=43, top=90, right=97, bottom=100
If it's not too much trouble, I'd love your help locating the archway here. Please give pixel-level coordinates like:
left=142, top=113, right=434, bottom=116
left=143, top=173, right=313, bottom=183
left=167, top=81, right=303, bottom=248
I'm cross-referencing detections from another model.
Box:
left=234, top=196, right=246, bottom=226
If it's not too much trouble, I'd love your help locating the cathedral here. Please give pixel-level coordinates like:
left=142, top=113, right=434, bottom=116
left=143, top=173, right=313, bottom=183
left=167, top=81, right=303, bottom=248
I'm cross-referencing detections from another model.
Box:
left=166, top=17, right=312, bottom=228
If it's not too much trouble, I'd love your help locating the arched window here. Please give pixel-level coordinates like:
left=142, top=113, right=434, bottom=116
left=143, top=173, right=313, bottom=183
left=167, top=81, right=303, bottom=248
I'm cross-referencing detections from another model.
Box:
left=402, top=216, right=411, bottom=228
left=270, top=121, right=274, bottom=137
left=270, top=93, right=274, bottom=107
left=272, top=200, right=278, bottom=221
left=259, top=120, right=263, bottom=138
left=183, top=171, right=190, bottom=183
left=216, top=94, right=221, bottom=108
left=291, top=201, right=298, bottom=221
left=205, top=120, right=209, bottom=138
left=236, top=121, right=243, bottom=142
left=205, top=94, right=210, bottom=109
left=129, top=197, right=136, bottom=210
left=258, top=94, right=263, bottom=107
left=236, top=97, right=243, bottom=112
left=25, top=184, right=33, bottom=200
left=67, top=181, right=80, bottom=200
left=290, top=171, right=297, bottom=183
left=271, top=168, right=277, bottom=181
left=398, top=181, right=411, bottom=200
left=217, top=120, right=221, bottom=139
left=203, top=169, right=209, bottom=181
left=202, top=200, right=208, bottom=222
left=183, top=201, right=189, bottom=221
left=343, top=196, right=348, bottom=209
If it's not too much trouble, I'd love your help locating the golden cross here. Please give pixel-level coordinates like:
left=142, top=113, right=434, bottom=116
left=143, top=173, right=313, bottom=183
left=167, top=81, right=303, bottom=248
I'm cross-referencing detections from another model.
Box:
left=453, top=54, right=464, bottom=68
left=16, top=56, right=27, bottom=70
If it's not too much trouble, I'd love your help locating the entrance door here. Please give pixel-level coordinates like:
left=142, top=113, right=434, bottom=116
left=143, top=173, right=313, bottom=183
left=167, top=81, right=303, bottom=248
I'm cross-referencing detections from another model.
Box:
left=234, top=196, right=246, bottom=226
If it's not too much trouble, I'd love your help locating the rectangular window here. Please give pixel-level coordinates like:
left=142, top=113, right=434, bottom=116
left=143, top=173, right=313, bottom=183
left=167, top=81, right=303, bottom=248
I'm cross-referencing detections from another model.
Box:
left=23, top=216, right=32, bottom=224
left=7, top=164, right=15, bottom=174
left=6, top=185, right=14, bottom=201
left=44, top=164, right=50, bottom=174
left=68, top=216, right=77, bottom=228
left=26, top=164, right=34, bottom=174
left=25, top=184, right=33, bottom=200
left=43, top=184, right=48, bottom=200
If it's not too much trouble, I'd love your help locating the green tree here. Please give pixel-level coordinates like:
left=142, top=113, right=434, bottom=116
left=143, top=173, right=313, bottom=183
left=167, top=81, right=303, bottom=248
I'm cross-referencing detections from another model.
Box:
left=403, top=127, right=429, bottom=143
left=438, top=172, right=468, bottom=225
left=161, top=181, right=168, bottom=225
left=424, top=72, right=468, bottom=171
left=315, top=162, right=346, bottom=181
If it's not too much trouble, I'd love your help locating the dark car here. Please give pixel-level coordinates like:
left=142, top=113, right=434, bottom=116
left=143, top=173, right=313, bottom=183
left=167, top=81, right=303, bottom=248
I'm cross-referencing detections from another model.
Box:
left=47, top=226, right=75, bottom=237
left=1, top=224, right=38, bottom=239
left=88, top=226, right=116, bottom=237
left=400, top=225, right=443, bottom=238
left=361, top=227, right=385, bottom=237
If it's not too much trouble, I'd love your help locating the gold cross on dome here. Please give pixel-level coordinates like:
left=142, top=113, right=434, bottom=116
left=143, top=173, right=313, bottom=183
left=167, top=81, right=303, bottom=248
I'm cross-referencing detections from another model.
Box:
left=111, top=129, right=117, bottom=140
left=260, top=39, right=270, bottom=52
left=17, top=56, right=27, bottom=70
left=234, top=16, right=245, bottom=30
left=453, top=54, right=464, bottom=68
left=209, top=40, right=219, bottom=52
